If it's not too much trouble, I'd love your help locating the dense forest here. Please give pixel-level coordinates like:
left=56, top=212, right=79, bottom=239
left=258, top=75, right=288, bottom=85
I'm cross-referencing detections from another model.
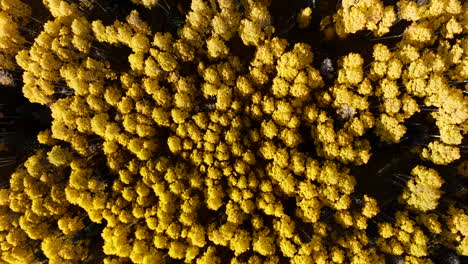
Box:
left=0, top=0, right=467, bottom=263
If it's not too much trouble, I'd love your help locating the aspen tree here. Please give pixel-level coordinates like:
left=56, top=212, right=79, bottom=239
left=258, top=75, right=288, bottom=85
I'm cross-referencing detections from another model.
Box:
left=0, top=12, right=27, bottom=54
left=400, top=165, right=444, bottom=211
left=196, top=246, right=220, bottom=264
left=253, top=229, right=276, bottom=256
left=0, top=0, right=31, bottom=70
left=207, top=36, right=229, bottom=58
left=71, top=17, right=92, bottom=53
left=47, top=145, right=73, bottom=167
left=421, top=140, right=461, bottom=165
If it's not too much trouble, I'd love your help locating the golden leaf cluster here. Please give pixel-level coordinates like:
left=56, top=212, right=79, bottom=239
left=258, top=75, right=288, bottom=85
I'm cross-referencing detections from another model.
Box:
left=0, top=0, right=467, bottom=263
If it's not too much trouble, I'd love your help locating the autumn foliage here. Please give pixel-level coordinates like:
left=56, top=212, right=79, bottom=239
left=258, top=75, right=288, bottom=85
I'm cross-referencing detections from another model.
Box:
left=0, top=0, right=467, bottom=263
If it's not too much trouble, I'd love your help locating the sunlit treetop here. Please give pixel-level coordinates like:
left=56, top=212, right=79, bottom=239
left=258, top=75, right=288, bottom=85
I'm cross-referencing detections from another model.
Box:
left=2, top=0, right=468, bottom=263
left=400, top=165, right=444, bottom=212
